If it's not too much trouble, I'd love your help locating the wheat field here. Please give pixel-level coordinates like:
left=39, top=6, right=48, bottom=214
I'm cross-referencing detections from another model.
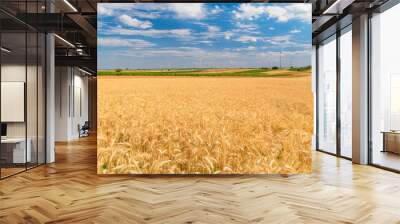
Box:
left=97, top=74, right=313, bottom=174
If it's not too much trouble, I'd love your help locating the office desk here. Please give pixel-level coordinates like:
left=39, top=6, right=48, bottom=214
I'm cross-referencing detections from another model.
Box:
left=382, top=131, right=400, bottom=154
left=1, top=138, right=31, bottom=163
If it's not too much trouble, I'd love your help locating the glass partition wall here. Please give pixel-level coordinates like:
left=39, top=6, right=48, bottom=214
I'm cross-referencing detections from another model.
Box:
left=370, top=3, right=400, bottom=171
left=315, top=1, right=400, bottom=172
left=0, top=2, right=46, bottom=179
left=317, top=35, right=337, bottom=155
left=0, top=29, right=27, bottom=177
left=316, top=25, right=352, bottom=159
left=339, top=26, right=352, bottom=159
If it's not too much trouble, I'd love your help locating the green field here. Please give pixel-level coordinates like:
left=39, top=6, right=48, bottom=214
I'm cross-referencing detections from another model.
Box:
left=97, top=67, right=311, bottom=77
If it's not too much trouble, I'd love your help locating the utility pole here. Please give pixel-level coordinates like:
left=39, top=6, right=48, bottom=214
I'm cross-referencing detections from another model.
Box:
left=279, top=50, right=282, bottom=68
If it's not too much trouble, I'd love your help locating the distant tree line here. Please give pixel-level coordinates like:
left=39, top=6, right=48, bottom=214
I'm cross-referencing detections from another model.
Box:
left=112, top=66, right=311, bottom=72
left=260, top=66, right=311, bottom=70
left=288, top=66, right=311, bottom=71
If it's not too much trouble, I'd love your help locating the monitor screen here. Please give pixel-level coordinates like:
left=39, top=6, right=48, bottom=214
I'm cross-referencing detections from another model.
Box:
left=1, top=123, right=7, bottom=137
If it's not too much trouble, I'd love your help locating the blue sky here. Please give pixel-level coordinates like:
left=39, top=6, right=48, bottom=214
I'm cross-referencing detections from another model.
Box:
left=98, top=3, right=311, bottom=69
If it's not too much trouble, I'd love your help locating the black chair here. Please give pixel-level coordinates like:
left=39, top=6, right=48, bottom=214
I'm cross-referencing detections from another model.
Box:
left=79, top=121, right=90, bottom=138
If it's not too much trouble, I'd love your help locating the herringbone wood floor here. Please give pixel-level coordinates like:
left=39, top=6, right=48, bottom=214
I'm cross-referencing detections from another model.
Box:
left=1, top=136, right=400, bottom=224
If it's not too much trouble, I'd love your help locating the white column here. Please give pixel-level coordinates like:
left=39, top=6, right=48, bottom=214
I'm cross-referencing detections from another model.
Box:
left=46, top=33, right=55, bottom=163
left=352, top=14, right=369, bottom=164
left=55, top=67, right=73, bottom=141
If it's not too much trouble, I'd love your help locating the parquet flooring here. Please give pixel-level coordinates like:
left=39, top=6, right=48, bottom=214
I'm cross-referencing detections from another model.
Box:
left=1, top=136, right=400, bottom=223
left=0, top=167, right=26, bottom=178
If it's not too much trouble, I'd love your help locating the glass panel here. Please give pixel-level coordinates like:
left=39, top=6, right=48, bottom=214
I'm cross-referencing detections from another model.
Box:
left=371, top=4, right=400, bottom=171
left=38, top=32, right=45, bottom=165
left=26, top=0, right=39, bottom=169
left=1, top=30, right=27, bottom=177
left=0, top=0, right=46, bottom=178
left=318, top=35, right=337, bottom=154
left=27, top=31, right=38, bottom=169
left=340, top=27, right=352, bottom=158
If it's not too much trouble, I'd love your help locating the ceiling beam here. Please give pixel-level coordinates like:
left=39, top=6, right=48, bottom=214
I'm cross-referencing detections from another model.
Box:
left=55, top=55, right=96, bottom=71
left=67, top=13, right=97, bottom=39
left=322, top=0, right=356, bottom=14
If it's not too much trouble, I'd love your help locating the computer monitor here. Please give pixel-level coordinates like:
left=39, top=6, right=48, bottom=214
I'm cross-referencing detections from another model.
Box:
left=1, top=123, right=7, bottom=137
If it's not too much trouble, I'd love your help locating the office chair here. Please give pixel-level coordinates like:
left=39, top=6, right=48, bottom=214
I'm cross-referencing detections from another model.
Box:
left=79, top=121, right=90, bottom=138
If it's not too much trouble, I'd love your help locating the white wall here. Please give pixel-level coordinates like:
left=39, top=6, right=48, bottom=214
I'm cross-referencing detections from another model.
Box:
left=72, top=72, right=89, bottom=138
left=1, top=65, right=26, bottom=139
left=1, top=82, right=25, bottom=122
left=1, top=65, right=36, bottom=138
left=1, top=63, right=46, bottom=164
left=55, top=66, right=70, bottom=141
left=55, top=67, right=89, bottom=141
left=1, top=64, right=25, bottom=81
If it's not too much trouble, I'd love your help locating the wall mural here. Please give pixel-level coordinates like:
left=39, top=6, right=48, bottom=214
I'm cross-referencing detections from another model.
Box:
left=97, top=3, right=313, bottom=174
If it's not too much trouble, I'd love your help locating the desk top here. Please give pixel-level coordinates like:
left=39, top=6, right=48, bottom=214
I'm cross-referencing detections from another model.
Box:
left=381, top=131, right=400, bottom=134
left=1, top=138, right=27, bottom=143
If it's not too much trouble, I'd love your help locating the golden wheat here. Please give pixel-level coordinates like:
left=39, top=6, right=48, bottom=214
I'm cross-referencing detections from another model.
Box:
left=97, top=75, right=313, bottom=174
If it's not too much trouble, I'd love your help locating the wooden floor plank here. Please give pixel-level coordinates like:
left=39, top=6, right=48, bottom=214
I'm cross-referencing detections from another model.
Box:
left=0, top=136, right=400, bottom=223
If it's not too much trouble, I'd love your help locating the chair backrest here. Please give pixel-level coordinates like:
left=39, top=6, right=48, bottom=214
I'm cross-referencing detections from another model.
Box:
left=82, top=121, right=90, bottom=129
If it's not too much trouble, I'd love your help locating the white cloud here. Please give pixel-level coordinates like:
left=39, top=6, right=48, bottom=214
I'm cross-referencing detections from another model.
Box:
left=118, top=15, right=152, bottom=29
left=236, top=22, right=259, bottom=31
left=197, top=40, right=213, bottom=45
left=127, top=10, right=161, bottom=19
left=99, top=47, right=311, bottom=69
left=178, top=47, right=202, bottom=50
left=99, top=3, right=137, bottom=10
left=98, top=5, right=113, bottom=16
left=224, top=32, right=234, bottom=40
left=265, top=4, right=310, bottom=22
left=290, top=29, right=301, bottom=34
left=235, top=35, right=259, bottom=43
left=192, top=22, right=222, bottom=40
left=262, top=6, right=288, bottom=22
left=233, top=34, right=304, bottom=47
left=100, top=3, right=206, bottom=20
left=110, top=48, right=238, bottom=60
left=234, top=46, right=256, bottom=51
left=233, top=4, right=311, bottom=22
left=108, top=28, right=192, bottom=38
left=98, top=38, right=155, bottom=48
left=263, top=35, right=292, bottom=45
left=210, top=5, right=223, bottom=14
left=233, top=4, right=266, bottom=20
left=202, top=25, right=221, bottom=39
left=167, top=3, right=206, bottom=19
left=194, top=22, right=220, bottom=32
left=97, top=3, right=312, bottom=69
left=207, top=25, right=220, bottom=33
left=284, top=4, right=311, bottom=22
